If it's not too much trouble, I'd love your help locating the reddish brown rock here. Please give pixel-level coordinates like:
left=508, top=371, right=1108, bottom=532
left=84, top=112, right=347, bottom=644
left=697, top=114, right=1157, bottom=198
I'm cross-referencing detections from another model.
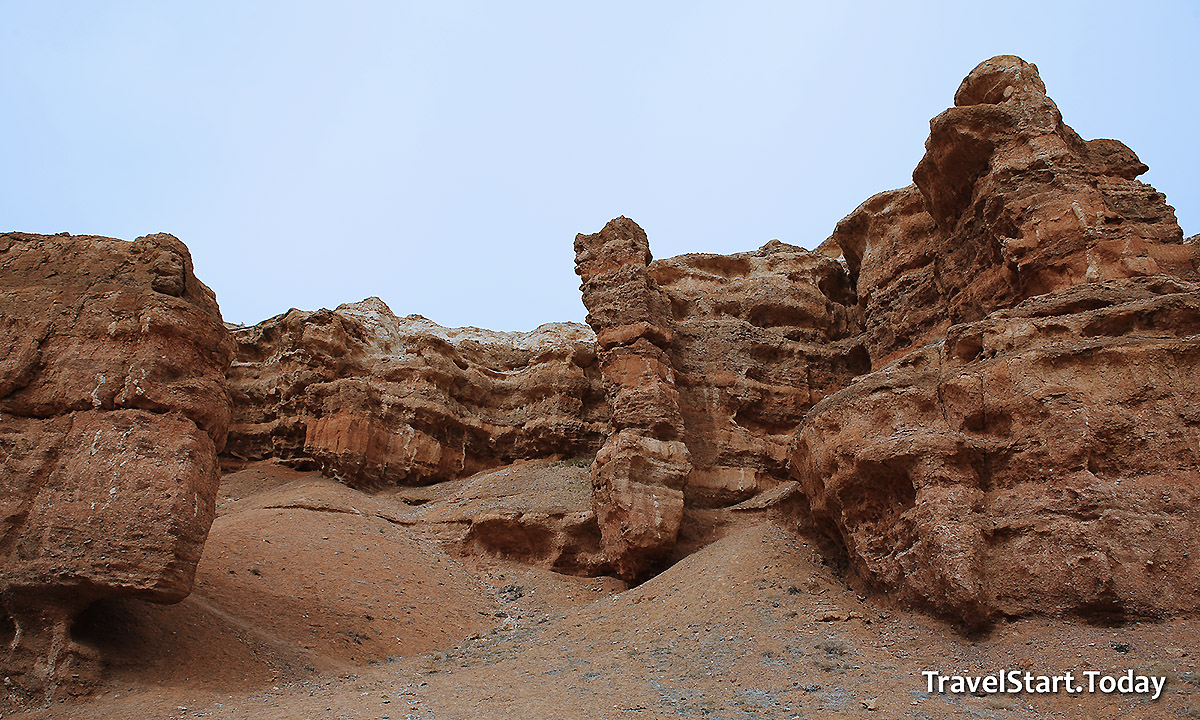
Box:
left=225, top=297, right=608, bottom=488
left=827, top=186, right=944, bottom=363
left=575, top=218, right=691, bottom=581
left=575, top=219, right=865, bottom=579
left=830, top=55, right=1197, bottom=365
left=649, top=242, right=865, bottom=506
left=372, top=459, right=607, bottom=575
left=793, top=57, right=1200, bottom=628
left=791, top=278, right=1200, bottom=627
left=0, top=232, right=232, bottom=701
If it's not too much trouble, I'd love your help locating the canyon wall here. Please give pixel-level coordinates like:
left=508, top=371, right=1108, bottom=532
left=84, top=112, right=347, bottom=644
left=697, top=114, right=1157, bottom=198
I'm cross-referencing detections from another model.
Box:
left=225, top=297, right=609, bottom=488
left=574, top=56, right=1200, bottom=620
left=5, top=59, right=1195, bottom=704
left=790, top=55, right=1200, bottom=627
left=574, top=221, right=868, bottom=579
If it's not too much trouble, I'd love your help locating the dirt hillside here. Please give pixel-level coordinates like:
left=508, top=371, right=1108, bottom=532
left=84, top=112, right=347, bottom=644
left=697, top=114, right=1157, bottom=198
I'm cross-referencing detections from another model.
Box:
left=10, top=461, right=1197, bottom=720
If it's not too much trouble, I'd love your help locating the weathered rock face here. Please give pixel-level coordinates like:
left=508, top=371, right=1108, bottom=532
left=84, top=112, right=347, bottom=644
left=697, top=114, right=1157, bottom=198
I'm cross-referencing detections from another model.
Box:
left=574, top=218, right=692, bottom=581
left=0, top=232, right=232, bottom=701
left=649, top=242, right=866, bottom=506
left=827, top=186, right=944, bottom=363
left=833, top=55, right=1196, bottom=365
left=791, top=279, right=1200, bottom=627
left=368, top=458, right=607, bottom=575
left=575, top=219, right=866, bottom=580
left=793, top=56, right=1200, bottom=628
left=225, top=297, right=609, bottom=488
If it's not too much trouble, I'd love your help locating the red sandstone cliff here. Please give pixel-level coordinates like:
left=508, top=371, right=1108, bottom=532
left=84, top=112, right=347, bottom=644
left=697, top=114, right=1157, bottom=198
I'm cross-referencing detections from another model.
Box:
left=574, top=221, right=867, bottom=580
left=4, top=54, right=1197, bottom=714
left=224, top=297, right=610, bottom=488
left=791, top=55, right=1200, bottom=628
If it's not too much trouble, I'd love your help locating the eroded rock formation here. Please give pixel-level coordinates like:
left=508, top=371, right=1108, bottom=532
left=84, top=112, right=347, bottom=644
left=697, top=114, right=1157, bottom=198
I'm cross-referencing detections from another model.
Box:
left=575, top=219, right=867, bottom=580
left=6, top=58, right=1195, bottom=712
left=792, top=278, right=1200, bottom=626
left=650, top=242, right=866, bottom=506
left=225, top=298, right=609, bottom=488
left=574, top=218, right=693, bottom=581
left=0, top=232, right=232, bottom=701
left=792, top=55, right=1200, bottom=628
left=833, top=55, right=1194, bottom=365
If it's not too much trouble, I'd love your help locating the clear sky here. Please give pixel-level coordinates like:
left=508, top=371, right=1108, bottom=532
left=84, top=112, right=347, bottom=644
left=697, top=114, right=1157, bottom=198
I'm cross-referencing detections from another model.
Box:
left=3, top=2, right=1197, bottom=329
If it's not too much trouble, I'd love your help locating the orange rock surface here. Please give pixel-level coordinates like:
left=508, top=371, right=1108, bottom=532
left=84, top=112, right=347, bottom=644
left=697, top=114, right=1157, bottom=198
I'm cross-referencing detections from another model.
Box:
left=575, top=220, right=867, bottom=579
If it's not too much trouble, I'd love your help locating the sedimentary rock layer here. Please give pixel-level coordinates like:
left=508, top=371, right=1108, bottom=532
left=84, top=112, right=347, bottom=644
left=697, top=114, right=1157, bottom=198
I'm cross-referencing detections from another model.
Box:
left=575, top=219, right=867, bottom=579
left=575, top=218, right=692, bottom=581
left=0, top=232, right=232, bottom=700
left=831, top=55, right=1195, bottom=365
left=225, top=298, right=609, bottom=488
left=794, top=56, right=1200, bottom=627
left=649, top=242, right=866, bottom=506
left=791, top=278, right=1200, bottom=626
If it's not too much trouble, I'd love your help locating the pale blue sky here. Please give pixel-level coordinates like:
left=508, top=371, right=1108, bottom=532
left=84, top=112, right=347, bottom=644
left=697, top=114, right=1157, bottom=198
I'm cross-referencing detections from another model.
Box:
left=3, top=2, right=1197, bottom=328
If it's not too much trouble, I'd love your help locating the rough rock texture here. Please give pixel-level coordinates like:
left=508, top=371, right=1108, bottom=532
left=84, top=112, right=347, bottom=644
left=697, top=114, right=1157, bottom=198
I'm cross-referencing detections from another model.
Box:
left=575, top=219, right=866, bottom=580
left=0, top=232, right=232, bottom=701
left=832, top=55, right=1196, bottom=365
left=649, top=242, right=866, bottom=506
left=826, top=186, right=944, bottom=362
left=377, top=459, right=606, bottom=575
left=792, top=279, right=1200, bottom=627
left=793, top=56, right=1200, bottom=628
left=574, top=218, right=692, bottom=581
left=225, top=298, right=608, bottom=488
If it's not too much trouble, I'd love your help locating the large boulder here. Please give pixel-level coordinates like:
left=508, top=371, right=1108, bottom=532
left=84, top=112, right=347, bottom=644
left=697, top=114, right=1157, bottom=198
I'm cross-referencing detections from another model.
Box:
left=0, top=232, right=232, bottom=702
left=225, top=297, right=609, bottom=488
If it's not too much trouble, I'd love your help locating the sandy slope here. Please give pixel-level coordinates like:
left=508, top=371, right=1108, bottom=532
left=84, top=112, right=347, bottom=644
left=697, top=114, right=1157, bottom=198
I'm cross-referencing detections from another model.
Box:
left=10, top=462, right=1199, bottom=719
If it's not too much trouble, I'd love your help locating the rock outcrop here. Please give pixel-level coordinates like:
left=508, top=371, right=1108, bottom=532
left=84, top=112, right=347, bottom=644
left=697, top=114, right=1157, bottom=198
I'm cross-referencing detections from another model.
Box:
left=378, top=459, right=607, bottom=575
left=649, top=242, right=866, bottom=506
left=575, top=219, right=866, bottom=580
left=792, top=278, right=1200, bottom=626
left=792, top=56, right=1200, bottom=628
left=0, top=232, right=232, bottom=701
left=833, top=55, right=1195, bottom=365
left=574, top=218, right=693, bottom=581
left=225, top=298, right=609, bottom=488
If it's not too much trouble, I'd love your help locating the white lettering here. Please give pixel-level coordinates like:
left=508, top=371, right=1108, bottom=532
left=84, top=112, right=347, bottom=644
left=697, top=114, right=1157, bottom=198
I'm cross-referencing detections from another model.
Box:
left=1006, top=669, right=1024, bottom=693
left=922, top=670, right=939, bottom=693
left=982, top=674, right=998, bottom=693
left=1151, top=676, right=1166, bottom=701
left=920, top=669, right=1165, bottom=700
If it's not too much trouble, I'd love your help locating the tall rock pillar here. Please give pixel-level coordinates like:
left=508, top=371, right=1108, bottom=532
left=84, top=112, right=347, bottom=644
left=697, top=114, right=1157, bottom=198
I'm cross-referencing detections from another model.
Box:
left=574, top=217, right=691, bottom=581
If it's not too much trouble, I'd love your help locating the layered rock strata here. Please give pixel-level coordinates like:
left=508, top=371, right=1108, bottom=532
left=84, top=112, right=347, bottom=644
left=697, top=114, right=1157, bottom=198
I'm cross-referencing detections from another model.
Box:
left=575, top=219, right=866, bottom=580
left=225, top=298, right=609, bottom=488
left=375, top=459, right=606, bottom=575
left=574, top=218, right=693, bottom=581
left=832, top=55, right=1195, bottom=366
left=649, top=242, right=866, bottom=506
left=792, top=278, right=1200, bottom=626
left=792, top=55, right=1200, bottom=627
left=0, top=232, right=232, bottom=701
